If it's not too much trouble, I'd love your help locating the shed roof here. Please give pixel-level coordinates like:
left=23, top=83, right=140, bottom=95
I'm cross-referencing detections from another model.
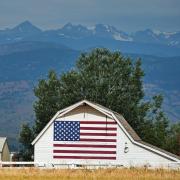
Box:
left=0, top=137, right=6, bottom=153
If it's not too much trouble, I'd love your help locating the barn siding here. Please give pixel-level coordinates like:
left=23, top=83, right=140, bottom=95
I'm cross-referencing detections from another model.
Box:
left=116, top=124, right=172, bottom=167
left=34, top=105, right=174, bottom=167
left=1, top=141, right=10, bottom=161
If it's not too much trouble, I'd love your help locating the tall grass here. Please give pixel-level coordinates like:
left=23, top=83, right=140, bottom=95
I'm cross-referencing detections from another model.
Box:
left=0, top=168, right=179, bottom=180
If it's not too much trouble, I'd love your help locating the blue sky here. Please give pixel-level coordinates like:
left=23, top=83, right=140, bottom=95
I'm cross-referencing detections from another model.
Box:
left=0, top=0, right=180, bottom=32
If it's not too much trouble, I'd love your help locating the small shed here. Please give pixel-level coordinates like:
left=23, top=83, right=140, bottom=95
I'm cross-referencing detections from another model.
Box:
left=32, top=100, right=180, bottom=168
left=0, top=137, right=10, bottom=161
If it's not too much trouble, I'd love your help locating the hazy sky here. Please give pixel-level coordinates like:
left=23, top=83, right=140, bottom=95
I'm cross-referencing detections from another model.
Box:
left=0, top=0, right=180, bottom=32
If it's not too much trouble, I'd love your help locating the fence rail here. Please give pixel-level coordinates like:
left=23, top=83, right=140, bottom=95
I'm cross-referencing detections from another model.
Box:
left=0, top=161, right=180, bottom=169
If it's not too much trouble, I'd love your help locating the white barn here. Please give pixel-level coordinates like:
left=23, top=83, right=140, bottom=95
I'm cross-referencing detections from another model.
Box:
left=0, top=137, right=10, bottom=162
left=32, top=100, right=180, bottom=168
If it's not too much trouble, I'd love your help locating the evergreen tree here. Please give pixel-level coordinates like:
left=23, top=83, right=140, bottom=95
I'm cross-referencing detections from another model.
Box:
left=19, top=123, right=34, bottom=160
left=141, top=95, right=169, bottom=148
left=165, top=123, right=180, bottom=155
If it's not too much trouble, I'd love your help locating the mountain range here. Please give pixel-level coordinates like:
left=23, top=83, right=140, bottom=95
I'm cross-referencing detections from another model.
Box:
left=0, top=21, right=179, bottom=150
left=0, top=21, right=180, bottom=56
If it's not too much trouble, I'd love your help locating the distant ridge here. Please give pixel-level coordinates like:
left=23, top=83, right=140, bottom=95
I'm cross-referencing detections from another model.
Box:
left=0, top=21, right=179, bottom=56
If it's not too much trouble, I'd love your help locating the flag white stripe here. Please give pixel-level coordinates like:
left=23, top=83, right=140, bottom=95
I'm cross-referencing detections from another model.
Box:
left=54, top=147, right=116, bottom=151
left=53, top=141, right=116, bottom=145
left=53, top=153, right=116, bottom=157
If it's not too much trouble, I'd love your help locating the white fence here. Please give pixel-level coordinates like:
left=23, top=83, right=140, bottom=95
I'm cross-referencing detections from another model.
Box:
left=0, top=161, right=180, bottom=169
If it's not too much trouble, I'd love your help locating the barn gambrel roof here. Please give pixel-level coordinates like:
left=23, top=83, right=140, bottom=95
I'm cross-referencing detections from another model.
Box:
left=32, top=100, right=180, bottom=162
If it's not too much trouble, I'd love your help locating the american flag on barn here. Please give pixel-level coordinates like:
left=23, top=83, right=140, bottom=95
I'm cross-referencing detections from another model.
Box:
left=32, top=100, right=180, bottom=168
left=53, top=117, right=117, bottom=160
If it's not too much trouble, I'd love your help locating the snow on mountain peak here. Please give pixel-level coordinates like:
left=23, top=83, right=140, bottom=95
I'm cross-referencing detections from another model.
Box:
left=152, top=29, right=162, bottom=36
left=93, top=24, right=133, bottom=41
left=87, top=26, right=95, bottom=30
left=152, top=29, right=177, bottom=38
left=163, top=32, right=177, bottom=39
left=113, top=33, right=133, bottom=41
left=62, top=23, right=74, bottom=30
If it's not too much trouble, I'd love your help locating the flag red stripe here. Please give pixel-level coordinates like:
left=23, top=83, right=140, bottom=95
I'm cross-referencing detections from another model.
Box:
left=80, top=127, right=117, bottom=131
left=53, top=156, right=116, bottom=160
left=80, top=138, right=116, bottom=142
left=80, top=133, right=116, bottom=136
left=53, top=144, right=116, bottom=148
left=53, top=150, right=116, bottom=154
left=80, top=121, right=117, bottom=124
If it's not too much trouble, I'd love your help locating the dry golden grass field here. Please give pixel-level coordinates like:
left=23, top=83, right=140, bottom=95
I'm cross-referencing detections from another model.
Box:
left=0, top=168, right=180, bottom=180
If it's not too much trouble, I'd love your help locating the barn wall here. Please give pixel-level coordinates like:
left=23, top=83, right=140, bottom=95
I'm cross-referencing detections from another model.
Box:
left=116, top=125, right=173, bottom=167
left=34, top=105, right=174, bottom=167
left=34, top=124, right=54, bottom=163
left=1, top=142, right=10, bottom=161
